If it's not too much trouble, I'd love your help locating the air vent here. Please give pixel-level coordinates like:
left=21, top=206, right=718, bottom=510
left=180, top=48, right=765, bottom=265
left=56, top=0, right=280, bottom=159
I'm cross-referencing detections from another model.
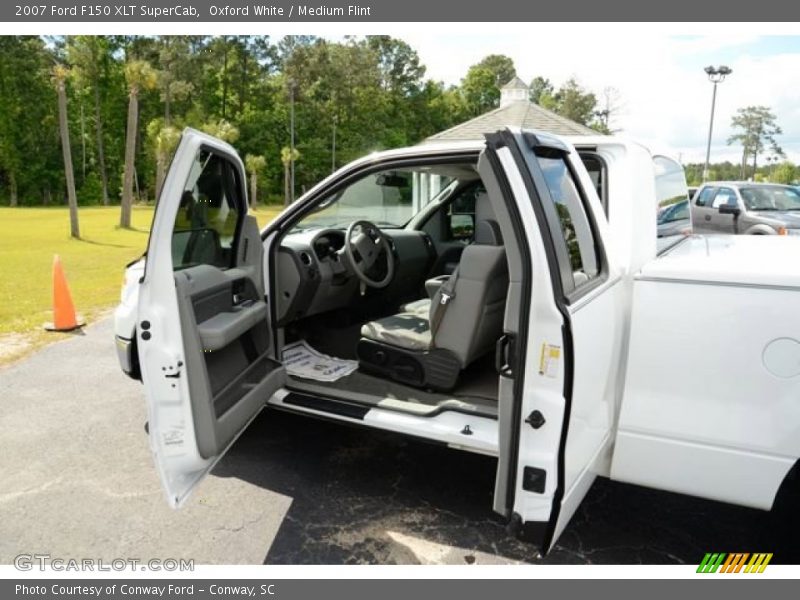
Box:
left=299, top=251, right=312, bottom=266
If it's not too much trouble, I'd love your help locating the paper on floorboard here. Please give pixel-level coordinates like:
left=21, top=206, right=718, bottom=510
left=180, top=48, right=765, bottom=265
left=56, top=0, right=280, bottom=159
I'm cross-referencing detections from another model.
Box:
left=281, top=340, right=359, bottom=382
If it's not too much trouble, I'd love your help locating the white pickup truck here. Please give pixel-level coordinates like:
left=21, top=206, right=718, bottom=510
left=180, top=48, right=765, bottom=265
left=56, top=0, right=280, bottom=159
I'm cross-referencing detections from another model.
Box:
left=114, top=127, right=800, bottom=554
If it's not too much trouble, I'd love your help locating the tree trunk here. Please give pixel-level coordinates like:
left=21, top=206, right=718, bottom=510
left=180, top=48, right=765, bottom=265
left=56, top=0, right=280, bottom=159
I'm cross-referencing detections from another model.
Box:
left=94, top=84, right=109, bottom=205
left=250, top=172, right=257, bottom=209
left=121, top=87, right=138, bottom=229
left=9, top=171, right=18, bottom=207
left=239, top=52, right=247, bottom=116
left=284, top=163, right=290, bottom=206
left=740, top=147, right=748, bottom=180
left=57, top=80, right=80, bottom=239
left=164, top=81, right=171, bottom=127
left=155, top=152, right=166, bottom=203
left=43, top=185, right=51, bottom=206
left=221, top=44, right=229, bottom=119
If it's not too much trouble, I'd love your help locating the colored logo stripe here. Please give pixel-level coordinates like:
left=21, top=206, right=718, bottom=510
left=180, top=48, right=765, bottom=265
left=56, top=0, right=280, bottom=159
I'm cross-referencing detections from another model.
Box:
left=744, top=553, right=773, bottom=573
left=697, top=552, right=772, bottom=573
left=697, top=553, right=726, bottom=573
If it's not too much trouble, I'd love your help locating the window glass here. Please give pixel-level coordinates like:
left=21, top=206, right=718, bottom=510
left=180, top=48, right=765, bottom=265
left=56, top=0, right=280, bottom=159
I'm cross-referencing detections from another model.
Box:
left=711, top=188, right=738, bottom=209
left=579, top=154, right=608, bottom=215
left=447, top=184, right=484, bottom=241
left=740, top=185, right=800, bottom=211
left=172, top=149, right=242, bottom=270
left=536, top=151, right=599, bottom=288
left=652, top=156, right=691, bottom=254
left=695, top=186, right=716, bottom=207
left=292, top=167, right=455, bottom=232
left=658, top=200, right=689, bottom=224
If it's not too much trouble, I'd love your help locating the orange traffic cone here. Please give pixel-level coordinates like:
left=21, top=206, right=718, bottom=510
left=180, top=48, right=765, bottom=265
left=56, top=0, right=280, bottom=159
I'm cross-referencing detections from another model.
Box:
left=44, top=255, right=84, bottom=332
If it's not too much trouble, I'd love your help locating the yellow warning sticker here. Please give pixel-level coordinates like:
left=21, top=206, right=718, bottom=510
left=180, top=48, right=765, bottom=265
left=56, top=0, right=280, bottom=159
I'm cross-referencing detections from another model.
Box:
left=538, top=343, right=561, bottom=378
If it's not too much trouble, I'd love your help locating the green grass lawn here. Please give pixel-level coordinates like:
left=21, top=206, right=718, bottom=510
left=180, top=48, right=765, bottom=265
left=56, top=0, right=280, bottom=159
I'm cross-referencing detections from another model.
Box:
left=0, top=204, right=282, bottom=364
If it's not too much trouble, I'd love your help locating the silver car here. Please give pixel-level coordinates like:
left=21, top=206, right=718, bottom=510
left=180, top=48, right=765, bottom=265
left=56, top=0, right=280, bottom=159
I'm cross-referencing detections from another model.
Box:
left=691, top=182, right=800, bottom=236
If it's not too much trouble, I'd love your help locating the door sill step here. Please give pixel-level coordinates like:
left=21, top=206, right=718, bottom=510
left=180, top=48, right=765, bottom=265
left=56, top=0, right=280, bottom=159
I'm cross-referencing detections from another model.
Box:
left=282, top=392, right=371, bottom=420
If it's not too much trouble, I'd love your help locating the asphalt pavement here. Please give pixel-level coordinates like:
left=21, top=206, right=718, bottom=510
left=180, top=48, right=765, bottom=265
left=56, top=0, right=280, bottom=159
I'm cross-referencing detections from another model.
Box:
left=0, top=317, right=795, bottom=565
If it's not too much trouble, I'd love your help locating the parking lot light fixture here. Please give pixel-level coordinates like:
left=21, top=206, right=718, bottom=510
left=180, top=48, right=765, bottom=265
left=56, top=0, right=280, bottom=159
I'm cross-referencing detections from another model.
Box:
left=702, top=65, right=732, bottom=182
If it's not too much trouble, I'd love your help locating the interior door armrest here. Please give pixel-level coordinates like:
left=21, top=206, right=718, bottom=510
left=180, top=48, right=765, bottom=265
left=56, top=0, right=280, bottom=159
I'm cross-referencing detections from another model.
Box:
left=197, top=300, right=268, bottom=352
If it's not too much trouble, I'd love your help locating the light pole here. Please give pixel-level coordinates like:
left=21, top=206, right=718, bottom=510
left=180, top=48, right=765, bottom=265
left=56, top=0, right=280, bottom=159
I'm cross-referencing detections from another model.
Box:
left=766, top=155, right=778, bottom=181
left=702, top=65, right=732, bottom=182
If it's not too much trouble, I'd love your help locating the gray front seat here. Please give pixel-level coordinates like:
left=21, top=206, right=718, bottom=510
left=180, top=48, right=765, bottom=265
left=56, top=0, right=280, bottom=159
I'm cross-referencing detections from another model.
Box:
left=358, top=195, right=509, bottom=390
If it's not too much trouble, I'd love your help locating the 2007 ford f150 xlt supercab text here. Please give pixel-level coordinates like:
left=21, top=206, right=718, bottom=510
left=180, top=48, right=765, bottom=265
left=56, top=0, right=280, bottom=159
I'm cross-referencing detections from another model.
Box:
left=114, top=127, right=800, bottom=553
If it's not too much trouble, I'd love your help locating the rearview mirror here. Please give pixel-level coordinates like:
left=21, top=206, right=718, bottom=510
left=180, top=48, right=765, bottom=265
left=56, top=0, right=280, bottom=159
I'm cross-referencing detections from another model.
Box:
left=375, top=173, right=408, bottom=188
left=718, top=204, right=741, bottom=217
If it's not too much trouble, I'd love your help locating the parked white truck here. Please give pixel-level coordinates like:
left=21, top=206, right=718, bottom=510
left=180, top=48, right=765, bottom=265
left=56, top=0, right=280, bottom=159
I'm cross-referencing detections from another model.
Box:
left=114, top=127, right=800, bottom=553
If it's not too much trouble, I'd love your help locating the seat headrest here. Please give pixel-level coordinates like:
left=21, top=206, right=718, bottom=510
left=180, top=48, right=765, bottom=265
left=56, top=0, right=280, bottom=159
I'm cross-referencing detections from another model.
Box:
left=474, top=190, right=494, bottom=222
left=475, top=220, right=503, bottom=245
left=473, top=190, right=503, bottom=245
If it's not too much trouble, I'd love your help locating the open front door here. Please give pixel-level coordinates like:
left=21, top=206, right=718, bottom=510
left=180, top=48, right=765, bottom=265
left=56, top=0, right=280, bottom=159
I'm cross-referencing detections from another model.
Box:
left=484, top=129, right=621, bottom=553
left=138, top=128, right=285, bottom=506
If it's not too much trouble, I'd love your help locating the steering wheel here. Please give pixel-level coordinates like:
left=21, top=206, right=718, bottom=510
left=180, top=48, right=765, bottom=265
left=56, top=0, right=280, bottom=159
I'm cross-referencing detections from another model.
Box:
left=343, top=220, right=395, bottom=288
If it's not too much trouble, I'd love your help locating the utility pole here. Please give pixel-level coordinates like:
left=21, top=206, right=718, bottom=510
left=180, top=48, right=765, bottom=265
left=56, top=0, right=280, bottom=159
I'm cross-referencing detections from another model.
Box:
left=289, top=79, right=296, bottom=203
left=331, top=114, right=337, bottom=173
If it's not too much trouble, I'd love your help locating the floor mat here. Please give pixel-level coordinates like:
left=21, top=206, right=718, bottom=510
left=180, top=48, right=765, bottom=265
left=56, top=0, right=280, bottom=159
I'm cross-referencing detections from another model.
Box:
left=281, top=340, right=359, bottom=382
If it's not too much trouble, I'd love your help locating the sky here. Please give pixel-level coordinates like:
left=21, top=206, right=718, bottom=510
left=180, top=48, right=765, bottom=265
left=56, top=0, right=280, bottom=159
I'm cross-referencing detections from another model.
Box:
left=395, top=31, right=800, bottom=165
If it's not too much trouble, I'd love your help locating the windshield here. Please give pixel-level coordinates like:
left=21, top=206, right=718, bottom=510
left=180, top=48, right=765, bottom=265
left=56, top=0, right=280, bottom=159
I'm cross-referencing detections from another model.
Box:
left=658, top=200, right=689, bottom=224
left=740, top=186, right=800, bottom=211
left=292, top=167, right=457, bottom=232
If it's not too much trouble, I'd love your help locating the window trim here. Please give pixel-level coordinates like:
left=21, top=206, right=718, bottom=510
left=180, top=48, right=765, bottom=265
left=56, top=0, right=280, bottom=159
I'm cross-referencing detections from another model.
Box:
left=522, top=145, right=609, bottom=302
left=577, top=151, right=609, bottom=217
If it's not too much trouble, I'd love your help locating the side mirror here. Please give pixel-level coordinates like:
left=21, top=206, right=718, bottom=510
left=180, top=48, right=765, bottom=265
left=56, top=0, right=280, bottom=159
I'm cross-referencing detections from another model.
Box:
left=718, top=204, right=741, bottom=217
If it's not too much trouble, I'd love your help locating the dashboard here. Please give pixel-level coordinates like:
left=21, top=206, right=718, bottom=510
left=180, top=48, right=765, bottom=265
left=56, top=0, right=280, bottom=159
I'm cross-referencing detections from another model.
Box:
left=274, top=227, right=434, bottom=325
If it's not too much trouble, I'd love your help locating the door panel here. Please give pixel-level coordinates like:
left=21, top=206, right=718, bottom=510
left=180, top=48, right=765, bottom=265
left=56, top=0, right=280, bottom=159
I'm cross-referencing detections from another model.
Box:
left=486, top=129, right=618, bottom=554
left=138, top=129, right=284, bottom=506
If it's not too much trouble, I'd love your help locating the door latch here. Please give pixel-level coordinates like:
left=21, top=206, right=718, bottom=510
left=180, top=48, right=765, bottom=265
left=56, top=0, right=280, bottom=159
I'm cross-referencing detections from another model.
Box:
left=495, top=334, right=516, bottom=377
left=163, top=361, right=183, bottom=379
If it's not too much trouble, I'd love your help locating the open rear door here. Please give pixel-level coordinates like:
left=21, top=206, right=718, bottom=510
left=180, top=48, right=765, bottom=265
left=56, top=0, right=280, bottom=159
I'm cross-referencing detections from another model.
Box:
left=484, top=129, right=620, bottom=554
left=137, top=128, right=285, bottom=506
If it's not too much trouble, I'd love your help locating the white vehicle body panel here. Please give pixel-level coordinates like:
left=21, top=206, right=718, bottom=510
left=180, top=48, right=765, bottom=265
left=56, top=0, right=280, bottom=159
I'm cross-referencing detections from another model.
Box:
left=611, top=237, right=800, bottom=509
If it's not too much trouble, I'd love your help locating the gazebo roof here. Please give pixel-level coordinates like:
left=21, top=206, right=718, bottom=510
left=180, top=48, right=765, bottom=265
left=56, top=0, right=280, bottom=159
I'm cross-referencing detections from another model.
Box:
left=424, top=100, right=596, bottom=143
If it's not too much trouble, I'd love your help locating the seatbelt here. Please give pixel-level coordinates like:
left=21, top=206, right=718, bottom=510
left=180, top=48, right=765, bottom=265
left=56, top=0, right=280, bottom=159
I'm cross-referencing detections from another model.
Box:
left=429, top=266, right=459, bottom=344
